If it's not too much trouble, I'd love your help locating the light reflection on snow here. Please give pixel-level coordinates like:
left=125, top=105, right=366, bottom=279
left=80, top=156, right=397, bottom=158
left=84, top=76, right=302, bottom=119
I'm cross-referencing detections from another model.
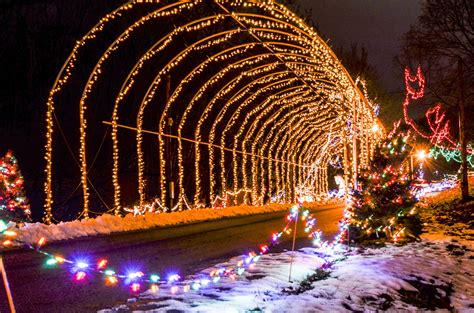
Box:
left=102, top=239, right=473, bottom=312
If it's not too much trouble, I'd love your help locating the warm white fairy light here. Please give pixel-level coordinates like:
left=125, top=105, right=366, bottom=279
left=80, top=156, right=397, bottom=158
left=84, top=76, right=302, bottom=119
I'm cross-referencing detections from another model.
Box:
left=252, top=89, right=313, bottom=202
left=44, top=0, right=382, bottom=220
left=292, top=129, right=338, bottom=199
left=261, top=109, right=335, bottom=201
left=44, top=2, right=136, bottom=223
left=226, top=71, right=338, bottom=203
left=79, top=2, right=199, bottom=218
left=216, top=76, right=307, bottom=202
left=112, top=13, right=226, bottom=214
left=44, top=0, right=199, bottom=221
left=254, top=97, right=317, bottom=203
left=250, top=95, right=324, bottom=201
left=206, top=70, right=292, bottom=201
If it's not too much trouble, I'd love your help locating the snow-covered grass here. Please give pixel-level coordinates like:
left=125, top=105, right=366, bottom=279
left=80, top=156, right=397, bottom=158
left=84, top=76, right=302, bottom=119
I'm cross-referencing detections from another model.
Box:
left=102, top=239, right=473, bottom=312
left=100, top=186, right=474, bottom=312
left=11, top=201, right=339, bottom=246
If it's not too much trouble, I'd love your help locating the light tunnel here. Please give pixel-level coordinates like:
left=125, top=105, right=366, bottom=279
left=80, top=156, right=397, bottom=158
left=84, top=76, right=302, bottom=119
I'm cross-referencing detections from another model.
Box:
left=43, top=0, right=382, bottom=223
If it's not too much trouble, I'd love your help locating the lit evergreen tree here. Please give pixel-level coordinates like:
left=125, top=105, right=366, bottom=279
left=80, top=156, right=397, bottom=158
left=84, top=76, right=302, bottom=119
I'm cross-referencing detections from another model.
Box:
left=0, top=150, right=31, bottom=221
left=348, top=126, right=421, bottom=243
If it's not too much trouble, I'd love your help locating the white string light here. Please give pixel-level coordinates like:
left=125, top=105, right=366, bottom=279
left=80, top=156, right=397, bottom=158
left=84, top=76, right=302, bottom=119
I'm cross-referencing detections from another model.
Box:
left=43, top=0, right=383, bottom=220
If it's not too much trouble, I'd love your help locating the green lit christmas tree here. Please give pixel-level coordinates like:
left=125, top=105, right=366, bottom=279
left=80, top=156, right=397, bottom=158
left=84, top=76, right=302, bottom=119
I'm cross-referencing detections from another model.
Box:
left=348, top=126, right=421, bottom=243
left=0, top=150, right=31, bottom=221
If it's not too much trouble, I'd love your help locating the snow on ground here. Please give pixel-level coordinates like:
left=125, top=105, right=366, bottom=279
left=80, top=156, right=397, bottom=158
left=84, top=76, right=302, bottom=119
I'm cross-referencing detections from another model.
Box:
left=10, top=201, right=338, bottom=246
left=101, top=236, right=473, bottom=312
left=100, top=194, right=474, bottom=312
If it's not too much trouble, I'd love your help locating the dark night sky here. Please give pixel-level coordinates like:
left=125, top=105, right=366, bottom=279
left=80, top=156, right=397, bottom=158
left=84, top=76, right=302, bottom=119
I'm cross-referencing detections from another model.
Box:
left=298, top=0, right=421, bottom=93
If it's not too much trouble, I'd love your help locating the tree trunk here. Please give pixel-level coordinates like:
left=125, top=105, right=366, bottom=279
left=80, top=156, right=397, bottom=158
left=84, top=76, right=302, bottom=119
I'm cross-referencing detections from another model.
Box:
left=458, top=58, right=469, bottom=201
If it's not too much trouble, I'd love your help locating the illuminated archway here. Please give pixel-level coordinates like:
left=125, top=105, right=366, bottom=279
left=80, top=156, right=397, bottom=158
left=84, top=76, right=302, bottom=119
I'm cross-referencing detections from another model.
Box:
left=43, top=0, right=382, bottom=223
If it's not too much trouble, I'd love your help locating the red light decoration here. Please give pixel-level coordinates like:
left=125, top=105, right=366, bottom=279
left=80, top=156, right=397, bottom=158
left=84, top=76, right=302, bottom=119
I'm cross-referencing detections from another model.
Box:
left=131, top=283, right=141, bottom=293
left=403, top=66, right=455, bottom=146
left=403, top=66, right=474, bottom=155
left=425, top=104, right=456, bottom=146
left=97, top=259, right=108, bottom=269
left=75, top=271, right=86, bottom=281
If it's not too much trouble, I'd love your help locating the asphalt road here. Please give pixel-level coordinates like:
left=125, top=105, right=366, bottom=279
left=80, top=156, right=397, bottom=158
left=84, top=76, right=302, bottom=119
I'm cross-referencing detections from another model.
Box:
left=0, top=202, right=344, bottom=313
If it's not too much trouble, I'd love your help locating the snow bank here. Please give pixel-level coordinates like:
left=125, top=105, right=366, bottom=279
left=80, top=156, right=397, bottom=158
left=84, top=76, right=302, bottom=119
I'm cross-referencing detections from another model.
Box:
left=13, top=201, right=338, bottom=245
left=102, top=237, right=474, bottom=312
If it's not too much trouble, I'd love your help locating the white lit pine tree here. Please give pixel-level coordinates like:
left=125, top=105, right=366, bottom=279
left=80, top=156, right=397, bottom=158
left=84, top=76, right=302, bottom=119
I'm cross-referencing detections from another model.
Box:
left=348, top=126, right=421, bottom=243
left=0, top=150, right=31, bottom=221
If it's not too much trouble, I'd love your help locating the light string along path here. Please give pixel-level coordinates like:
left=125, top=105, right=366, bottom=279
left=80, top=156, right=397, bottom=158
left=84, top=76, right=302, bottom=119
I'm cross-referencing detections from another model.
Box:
left=0, top=200, right=350, bottom=295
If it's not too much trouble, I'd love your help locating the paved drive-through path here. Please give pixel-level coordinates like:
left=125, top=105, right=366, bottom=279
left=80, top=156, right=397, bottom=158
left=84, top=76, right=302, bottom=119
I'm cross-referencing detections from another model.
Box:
left=0, top=202, right=344, bottom=312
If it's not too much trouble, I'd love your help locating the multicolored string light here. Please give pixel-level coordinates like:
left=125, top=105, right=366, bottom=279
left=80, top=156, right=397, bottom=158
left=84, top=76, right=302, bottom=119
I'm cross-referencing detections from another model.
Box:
left=1, top=199, right=349, bottom=295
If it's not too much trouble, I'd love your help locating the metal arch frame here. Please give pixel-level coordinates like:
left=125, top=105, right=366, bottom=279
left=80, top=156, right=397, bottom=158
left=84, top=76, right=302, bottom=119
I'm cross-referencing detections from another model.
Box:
left=246, top=98, right=331, bottom=203
left=271, top=113, right=337, bottom=203
left=111, top=13, right=233, bottom=211
left=235, top=88, right=313, bottom=202
left=213, top=70, right=337, bottom=200
left=43, top=0, right=170, bottom=221
left=43, top=0, right=382, bottom=221
left=174, top=57, right=330, bottom=204
left=249, top=99, right=329, bottom=198
left=253, top=102, right=331, bottom=203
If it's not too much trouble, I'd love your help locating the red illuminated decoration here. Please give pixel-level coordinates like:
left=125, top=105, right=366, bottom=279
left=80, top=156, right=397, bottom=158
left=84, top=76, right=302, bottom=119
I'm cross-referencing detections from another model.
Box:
left=403, top=66, right=456, bottom=147
left=75, top=271, right=86, bottom=281
left=403, top=66, right=472, bottom=154
left=131, top=283, right=141, bottom=293
left=425, top=104, right=455, bottom=146
left=97, top=259, right=108, bottom=269
left=403, top=66, right=474, bottom=162
left=37, top=237, right=46, bottom=249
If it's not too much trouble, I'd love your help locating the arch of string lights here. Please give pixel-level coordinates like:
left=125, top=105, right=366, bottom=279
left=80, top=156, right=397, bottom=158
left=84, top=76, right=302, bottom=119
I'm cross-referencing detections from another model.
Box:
left=43, top=0, right=383, bottom=223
